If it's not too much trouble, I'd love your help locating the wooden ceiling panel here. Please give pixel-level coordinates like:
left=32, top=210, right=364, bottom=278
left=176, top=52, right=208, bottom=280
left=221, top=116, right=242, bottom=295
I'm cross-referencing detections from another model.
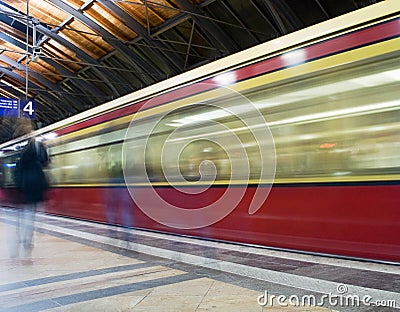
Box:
left=31, top=0, right=70, bottom=25
left=1, top=0, right=27, bottom=14
left=0, top=59, right=8, bottom=68
left=2, top=42, right=26, bottom=59
left=44, top=40, right=83, bottom=72
left=115, top=2, right=149, bottom=28
left=10, top=66, right=25, bottom=78
left=189, top=0, right=203, bottom=5
left=25, top=75, right=47, bottom=90
left=0, top=88, right=15, bottom=99
left=116, top=0, right=179, bottom=28
left=61, top=0, right=84, bottom=10
left=3, top=0, right=70, bottom=23
left=2, top=75, right=25, bottom=92
left=0, top=23, right=26, bottom=44
left=85, top=2, right=139, bottom=42
left=59, top=20, right=113, bottom=59
left=30, top=60, right=62, bottom=83
left=144, top=0, right=181, bottom=24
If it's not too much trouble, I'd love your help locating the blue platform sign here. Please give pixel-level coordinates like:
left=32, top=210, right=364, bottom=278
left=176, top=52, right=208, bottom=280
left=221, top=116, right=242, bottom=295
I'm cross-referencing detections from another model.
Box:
left=0, top=98, right=19, bottom=117
left=0, top=98, right=36, bottom=119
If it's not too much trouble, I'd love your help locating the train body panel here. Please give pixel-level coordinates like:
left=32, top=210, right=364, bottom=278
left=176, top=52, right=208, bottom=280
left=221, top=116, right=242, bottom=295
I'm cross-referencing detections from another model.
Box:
left=1, top=2, right=399, bottom=263
left=16, top=183, right=397, bottom=262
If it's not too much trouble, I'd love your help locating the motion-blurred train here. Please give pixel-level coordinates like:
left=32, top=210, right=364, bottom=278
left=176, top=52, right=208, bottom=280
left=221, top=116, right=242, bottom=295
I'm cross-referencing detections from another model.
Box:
left=1, top=1, right=399, bottom=263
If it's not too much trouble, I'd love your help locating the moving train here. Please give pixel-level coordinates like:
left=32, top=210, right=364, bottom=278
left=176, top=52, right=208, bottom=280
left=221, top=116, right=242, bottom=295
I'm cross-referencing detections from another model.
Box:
left=1, top=1, right=399, bottom=263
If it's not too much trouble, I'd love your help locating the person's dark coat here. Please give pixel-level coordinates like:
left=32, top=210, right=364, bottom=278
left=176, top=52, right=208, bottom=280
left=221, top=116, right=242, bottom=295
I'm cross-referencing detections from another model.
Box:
left=15, top=139, right=49, bottom=203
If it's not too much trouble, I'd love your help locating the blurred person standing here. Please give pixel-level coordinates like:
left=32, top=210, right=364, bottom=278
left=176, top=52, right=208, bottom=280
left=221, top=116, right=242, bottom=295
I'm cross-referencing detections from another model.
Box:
left=103, top=145, right=133, bottom=242
left=11, top=128, right=49, bottom=259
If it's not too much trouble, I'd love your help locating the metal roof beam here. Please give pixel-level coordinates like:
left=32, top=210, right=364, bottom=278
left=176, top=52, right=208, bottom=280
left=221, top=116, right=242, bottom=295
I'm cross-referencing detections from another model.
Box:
left=34, top=25, right=123, bottom=96
left=272, top=0, right=303, bottom=30
left=220, top=1, right=258, bottom=42
left=248, top=0, right=280, bottom=37
left=0, top=2, right=124, bottom=97
left=0, top=9, right=112, bottom=100
left=0, top=54, right=25, bottom=71
left=260, top=0, right=288, bottom=35
left=0, top=54, right=88, bottom=113
left=174, top=0, right=239, bottom=53
left=40, top=57, right=108, bottom=100
left=33, top=94, right=62, bottom=120
left=0, top=66, right=76, bottom=116
left=47, top=0, right=161, bottom=83
left=149, top=13, right=221, bottom=54
left=315, top=0, right=330, bottom=19
left=0, top=32, right=31, bottom=54
left=97, top=0, right=183, bottom=72
left=150, top=12, right=190, bottom=37
left=0, top=11, right=32, bottom=36
left=1, top=54, right=59, bottom=91
left=0, top=83, right=25, bottom=98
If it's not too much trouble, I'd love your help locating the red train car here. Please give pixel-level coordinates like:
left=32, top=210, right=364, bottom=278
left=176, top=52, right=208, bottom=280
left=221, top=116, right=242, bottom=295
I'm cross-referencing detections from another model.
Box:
left=1, top=1, right=399, bottom=263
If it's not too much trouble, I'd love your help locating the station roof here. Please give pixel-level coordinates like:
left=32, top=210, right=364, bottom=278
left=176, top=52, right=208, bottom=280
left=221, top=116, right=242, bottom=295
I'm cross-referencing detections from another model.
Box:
left=0, top=0, right=381, bottom=143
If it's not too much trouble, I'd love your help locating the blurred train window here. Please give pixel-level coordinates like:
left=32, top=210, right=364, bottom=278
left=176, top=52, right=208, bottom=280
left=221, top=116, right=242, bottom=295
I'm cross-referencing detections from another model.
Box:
left=0, top=154, right=19, bottom=187
left=245, top=54, right=400, bottom=181
left=49, top=143, right=124, bottom=185
left=47, top=51, right=399, bottom=185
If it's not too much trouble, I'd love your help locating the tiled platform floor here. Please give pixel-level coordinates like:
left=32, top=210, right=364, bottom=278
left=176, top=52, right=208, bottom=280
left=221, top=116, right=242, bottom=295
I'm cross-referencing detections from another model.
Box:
left=0, top=207, right=399, bottom=311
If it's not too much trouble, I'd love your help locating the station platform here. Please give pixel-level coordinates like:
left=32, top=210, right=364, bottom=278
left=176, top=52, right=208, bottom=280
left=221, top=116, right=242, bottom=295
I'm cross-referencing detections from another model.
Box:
left=0, top=207, right=399, bottom=312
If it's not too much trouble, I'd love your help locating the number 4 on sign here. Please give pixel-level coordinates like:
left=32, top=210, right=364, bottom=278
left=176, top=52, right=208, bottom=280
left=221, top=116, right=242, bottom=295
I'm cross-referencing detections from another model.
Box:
left=23, top=101, right=34, bottom=115
left=19, top=99, right=36, bottom=119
